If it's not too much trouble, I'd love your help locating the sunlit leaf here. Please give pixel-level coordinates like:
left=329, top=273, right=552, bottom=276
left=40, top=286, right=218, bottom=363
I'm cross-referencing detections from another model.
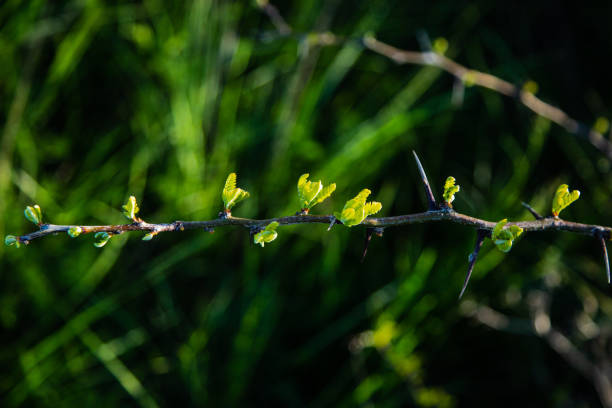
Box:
left=363, top=202, right=382, bottom=217
left=334, top=189, right=382, bottom=227
left=297, top=173, right=336, bottom=210
left=491, top=219, right=523, bottom=253
left=122, top=196, right=140, bottom=221
left=24, top=205, right=42, bottom=226
left=552, top=184, right=580, bottom=217
left=222, top=172, right=250, bottom=211
left=142, top=231, right=158, bottom=241
left=4, top=235, right=20, bottom=248
left=67, top=226, right=82, bottom=238
left=442, top=176, right=460, bottom=205
left=312, top=183, right=336, bottom=207
left=254, top=221, right=279, bottom=247
left=93, top=232, right=111, bottom=248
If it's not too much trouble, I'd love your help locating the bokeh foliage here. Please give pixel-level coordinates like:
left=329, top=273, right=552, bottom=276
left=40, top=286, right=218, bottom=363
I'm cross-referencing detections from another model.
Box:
left=1, top=0, right=612, bottom=406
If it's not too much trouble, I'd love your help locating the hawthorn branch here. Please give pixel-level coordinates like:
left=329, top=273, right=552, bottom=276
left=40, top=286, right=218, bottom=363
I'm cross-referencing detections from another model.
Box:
left=9, top=153, right=612, bottom=296
left=14, top=209, right=612, bottom=245
left=255, top=3, right=612, bottom=160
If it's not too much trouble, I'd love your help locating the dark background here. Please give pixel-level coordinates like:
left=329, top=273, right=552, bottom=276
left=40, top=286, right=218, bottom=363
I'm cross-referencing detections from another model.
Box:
left=1, top=0, right=612, bottom=406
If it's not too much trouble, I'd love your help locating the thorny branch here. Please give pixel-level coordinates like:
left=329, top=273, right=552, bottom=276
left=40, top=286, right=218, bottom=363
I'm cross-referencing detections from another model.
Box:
left=10, top=152, right=612, bottom=296
left=255, top=2, right=612, bottom=160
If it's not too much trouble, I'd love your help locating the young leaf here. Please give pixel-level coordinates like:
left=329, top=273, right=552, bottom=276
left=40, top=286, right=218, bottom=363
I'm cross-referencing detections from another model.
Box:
left=297, top=173, right=336, bottom=210
left=442, top=176, right=460, bottom=206
left=68, top=226, right=82, bottom=238
left=4, top=235, right=20, bottom=248
left=552, top=184, right=580, bottom=217
left=363, top=201, right=382, bottom=217
left=491, top=219, right=523, bottom=253
left=222, top=173, right=250, bottom=211
left=254, top=221, right=279, bottom=247
left=122, top=196, right=140, bottom=221
left=24, top=205, right=42, bottom=226
left=93, top=232, right=111, bottom=248
left=142, top=231, right=158, bottom=241
left=312, top=183, right=336, bottom=207
left=334, top=189, right=382, bottom=227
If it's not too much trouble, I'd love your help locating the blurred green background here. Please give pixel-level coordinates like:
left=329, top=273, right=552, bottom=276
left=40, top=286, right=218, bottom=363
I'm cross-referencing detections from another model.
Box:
left=2, top=0, right=612, bottom=406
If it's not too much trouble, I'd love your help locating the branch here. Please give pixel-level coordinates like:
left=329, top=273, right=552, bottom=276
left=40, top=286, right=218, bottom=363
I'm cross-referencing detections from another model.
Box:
left=12, top=207, right=612, bottom=244
left=256, top=4, right=612, bottom=161
left=8, top=153, right=611, bottom=300
left=467, top=292, right=612, bottom=407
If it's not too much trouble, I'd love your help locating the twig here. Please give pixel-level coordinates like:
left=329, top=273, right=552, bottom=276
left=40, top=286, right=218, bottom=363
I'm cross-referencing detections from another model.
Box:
left=521, top=202, right=543, bottom=220
left=459, top=229, right=488, bottom=299
left=256, top=0, right=291, bottom=35
left=467, top=293, right=612, bottom=407
left=15, top=210, right=612, bottom=245
left=256, top=4, right=612, bottom=160
left=412, top=151, right=438, bottom=211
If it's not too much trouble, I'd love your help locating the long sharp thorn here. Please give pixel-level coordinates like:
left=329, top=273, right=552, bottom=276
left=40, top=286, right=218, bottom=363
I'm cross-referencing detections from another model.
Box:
left=521, top=202, right=543, bottom=220
left=600, top=236, right=611, bottom=284
left=361, top=228, right=374, bottom=263
left=459, top=230, right=487, bottom=299
left=412, top=151, right=437, bottom=211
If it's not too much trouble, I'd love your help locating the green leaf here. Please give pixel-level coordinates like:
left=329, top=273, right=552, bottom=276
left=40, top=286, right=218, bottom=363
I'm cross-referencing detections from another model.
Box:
left=93, top=232, right=111, bottom=248
left=297, top=173, right=336, bottom=210
left=312, top=183, right=336, bottom=207
left=222, top=172, right=250, bottom=211
left=363, top=201, right=382, bottom=217
left=24, top=205, right=42, bottom=225
left=254, top=221, right=279, bottom=247
left=67, top=226, right=82, bottom=238
left=335, top=189, right=382, bottom=227
left=122, top=196, right=140, bottom=221
left=142, top=232, right=157, bottom=241
left=491, top=219, right=523, bottom=253
left=442, top=176, right=460, bottom=205
left=4, top=235, right=20, bottom=248
left=552, top=184, right=580, bottom=217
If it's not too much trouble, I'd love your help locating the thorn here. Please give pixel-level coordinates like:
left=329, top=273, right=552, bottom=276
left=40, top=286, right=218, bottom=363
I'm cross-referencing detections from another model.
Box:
left=361, top=228, right=374, bottom=263
left=459, top=229, right=488, bottom=299
left=416, top=30, right=432, bottom=52
left=248, top=225, right=261, bottom=247
left=451, top=77, right=465, bottom=107
left=521, top=202, right=543, bottom=220
left=412, top=151, right=438, bottom=211
left=599, top=235, right=611, bottom=284
left=328, top=217, right=337, bottom=231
